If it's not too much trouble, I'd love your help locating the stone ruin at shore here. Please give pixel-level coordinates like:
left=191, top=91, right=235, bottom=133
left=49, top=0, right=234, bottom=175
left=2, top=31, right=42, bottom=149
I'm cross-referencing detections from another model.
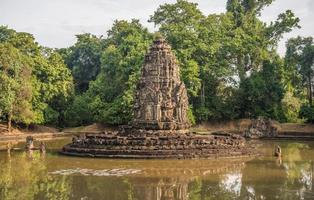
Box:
left=62, top=37, right=253, bottom=159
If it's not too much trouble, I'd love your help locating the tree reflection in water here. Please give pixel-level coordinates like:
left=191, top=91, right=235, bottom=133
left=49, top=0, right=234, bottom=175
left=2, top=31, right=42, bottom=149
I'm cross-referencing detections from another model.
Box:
left=239, top=142, right=314, bottom=200
left=0, top=151, right=72, bottom=200
left=0, top=140, right=314, bottom=200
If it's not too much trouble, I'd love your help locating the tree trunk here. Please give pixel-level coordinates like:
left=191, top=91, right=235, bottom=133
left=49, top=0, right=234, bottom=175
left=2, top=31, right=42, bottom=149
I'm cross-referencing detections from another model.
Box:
left=201, top=81, right=205, bottom=107
left=309, top=74, right=313, bottom=106
left=7, top=113, right=12, bottom=133
left=237, top=55, right=246, bottom=83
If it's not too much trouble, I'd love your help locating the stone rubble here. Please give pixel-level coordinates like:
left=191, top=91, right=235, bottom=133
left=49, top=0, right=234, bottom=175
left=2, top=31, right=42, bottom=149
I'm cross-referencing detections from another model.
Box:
left=243, top=116, right=278, bottom=138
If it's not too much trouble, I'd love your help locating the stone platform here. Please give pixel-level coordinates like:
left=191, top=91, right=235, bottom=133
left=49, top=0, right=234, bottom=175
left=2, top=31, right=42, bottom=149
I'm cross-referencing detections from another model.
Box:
left=61, top=129, right=254, bottom=159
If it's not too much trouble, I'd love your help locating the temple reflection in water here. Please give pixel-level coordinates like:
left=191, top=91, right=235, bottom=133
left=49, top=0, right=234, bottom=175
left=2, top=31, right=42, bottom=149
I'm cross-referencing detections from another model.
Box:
left=0, top=140, right=314, bottom=200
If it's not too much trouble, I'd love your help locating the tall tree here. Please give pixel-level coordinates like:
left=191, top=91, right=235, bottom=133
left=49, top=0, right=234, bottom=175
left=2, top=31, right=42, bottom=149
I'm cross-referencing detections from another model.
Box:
left=0, top=43, right=33, bottom=131
left=60, top=33, right=102, bottom=93
left=226, top=0, right=299, bottom=80
left=89, top=19, right=153, bottom=124
left=32, top=48, right=73, bottom=125
left=64, top=19, right=153, bottom=126
left=150, top=0, right=300, bottom=121
left=235, top=59, right=285, bottom=120
left=285, top=36, right=314, bottom=106
left=0, top=26, right=73, bottom=127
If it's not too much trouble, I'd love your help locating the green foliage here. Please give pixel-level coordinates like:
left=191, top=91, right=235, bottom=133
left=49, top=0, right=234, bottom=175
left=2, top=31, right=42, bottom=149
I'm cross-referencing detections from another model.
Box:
left=0, top=0, right=310, bottom=127
left=84, top=19, right=153, bottom=125
left=285, top=36, right=314, bottom=106
left=235, top=59, right=285, bottom=121
left=150, top=0, right=299, bottom=122
left=187, top=106, right=196, bottom=126
left=0, top=43, right=33, bottom=127
left=281, top=91, right=302, bottom=122
left=299, top=105, right=314, bottom=123
left=43, top=106, right=60, bottom=125
left=90, top=93, right=134, bottom=125
left=31, top=48, right=73, bottom=125
left=64, top=94, right=93, bottom=127
left=195, top=107, right=210, bottom=122
left=227, top=0, right=274, bottom=15
left=63, top=19, right=153, bottom=125
left=60, top=33, right=102, bottom=93
left=0, top=26, right=73, bottom=127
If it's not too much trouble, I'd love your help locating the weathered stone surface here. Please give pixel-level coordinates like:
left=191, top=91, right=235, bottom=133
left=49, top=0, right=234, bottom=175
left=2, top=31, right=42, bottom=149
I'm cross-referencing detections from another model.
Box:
left=132, top=37, right=190, bottom=130
left=243, top=116, right=278, bottom=138
left=62, top=37, right=254, bottom=159
left=62, top=131, right=253, bottom=159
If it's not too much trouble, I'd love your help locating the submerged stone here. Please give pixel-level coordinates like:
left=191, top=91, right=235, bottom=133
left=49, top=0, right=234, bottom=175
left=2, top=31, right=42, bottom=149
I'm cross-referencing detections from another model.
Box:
left=62, top=37, right=253, bottom=159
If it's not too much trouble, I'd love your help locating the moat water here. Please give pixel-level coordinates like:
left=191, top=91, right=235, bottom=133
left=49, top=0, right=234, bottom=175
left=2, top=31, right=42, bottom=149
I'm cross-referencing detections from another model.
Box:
left=0, top=138, right=314, bottom=200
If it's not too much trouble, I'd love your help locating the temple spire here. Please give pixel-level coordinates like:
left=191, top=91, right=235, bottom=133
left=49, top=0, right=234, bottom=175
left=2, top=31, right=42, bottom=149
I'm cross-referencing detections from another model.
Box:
left=133, top=38, right=190, bottom=130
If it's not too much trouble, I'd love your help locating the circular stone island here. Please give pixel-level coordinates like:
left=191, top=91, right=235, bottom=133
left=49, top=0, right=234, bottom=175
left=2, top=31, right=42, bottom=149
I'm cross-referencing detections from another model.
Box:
left=62, top=37, right=255, bottom=159
left=62, top=130, right=254, bottom=159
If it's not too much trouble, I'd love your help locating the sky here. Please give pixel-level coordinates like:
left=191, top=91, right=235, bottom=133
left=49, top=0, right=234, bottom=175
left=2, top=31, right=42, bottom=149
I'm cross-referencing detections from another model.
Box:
left=0, top=0, right=313, bottom=56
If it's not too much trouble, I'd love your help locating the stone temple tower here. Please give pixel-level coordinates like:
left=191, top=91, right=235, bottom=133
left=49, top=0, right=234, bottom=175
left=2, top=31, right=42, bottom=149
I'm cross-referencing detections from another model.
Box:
left=133, top=37, right=190, bottom=130
left=62, top=37, right=251, bottom=159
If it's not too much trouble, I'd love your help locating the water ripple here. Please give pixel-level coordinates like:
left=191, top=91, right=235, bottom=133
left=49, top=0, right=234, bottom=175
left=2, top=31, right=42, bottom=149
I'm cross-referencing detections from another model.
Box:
left=49, top=168, right=141, bottom=176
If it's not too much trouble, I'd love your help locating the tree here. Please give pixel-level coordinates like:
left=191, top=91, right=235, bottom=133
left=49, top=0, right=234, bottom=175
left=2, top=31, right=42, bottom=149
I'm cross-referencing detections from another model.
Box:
left=32, top=48, right=73, bottom=125
left=88, top=19, right=153, bottom=125
left=235, top=59, right=285, bottom=120
left=60, top=33, right=102, bottom=93
left=299, top=105, right=314, bottom=123
left=150, top=0, right=300, bottom=122
left=0, top=0, right=307, bottom=127
left=227, top=0, right=274, bottom=16
left=0, top=43, right=33, bottom=131
left=226, top=0, right=299, bottom=80
left=64, top=94, right=93, bottom=127
left=0, top=26, right=73, bottom=127
left=285, top=36, right=314, bottom=106
left=63, top=20, right=153, bottom=126
left=149, top=1, right=231, bottom=120
left=281, top=91, right=302, bottom=122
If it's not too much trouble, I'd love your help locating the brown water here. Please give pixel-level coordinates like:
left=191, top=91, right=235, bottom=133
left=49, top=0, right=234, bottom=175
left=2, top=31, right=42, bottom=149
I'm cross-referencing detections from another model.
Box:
left=0, top=139, right=314, bottom=200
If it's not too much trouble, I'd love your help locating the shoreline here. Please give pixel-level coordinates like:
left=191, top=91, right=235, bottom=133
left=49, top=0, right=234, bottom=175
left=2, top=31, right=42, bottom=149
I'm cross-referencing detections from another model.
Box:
left=1, top=120, right=314, bottom=143
left=0, top=132, right=77, bottom=144
left=1, top=132, right=314, bottom=145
